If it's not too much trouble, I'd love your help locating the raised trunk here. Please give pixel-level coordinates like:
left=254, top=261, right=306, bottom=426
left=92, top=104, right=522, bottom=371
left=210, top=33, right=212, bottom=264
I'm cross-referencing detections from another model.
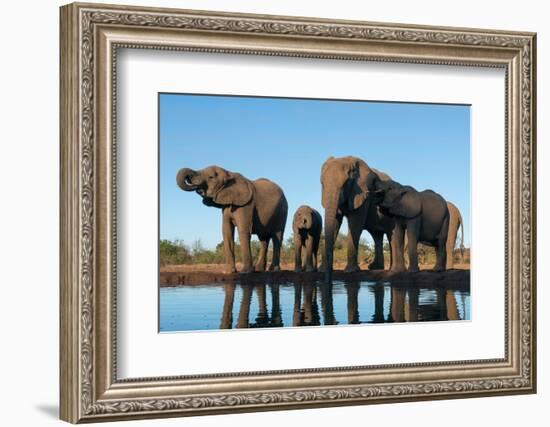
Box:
left=176, top=168, right=199, bottom=191
left=324, top=197, right=338, bottom=284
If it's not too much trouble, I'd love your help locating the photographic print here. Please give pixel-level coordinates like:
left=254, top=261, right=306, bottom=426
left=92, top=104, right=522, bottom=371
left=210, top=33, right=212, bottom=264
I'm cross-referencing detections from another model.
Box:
left=159, top=94, right=470, bottom=332
left=60, top=4, right=536, bottom=421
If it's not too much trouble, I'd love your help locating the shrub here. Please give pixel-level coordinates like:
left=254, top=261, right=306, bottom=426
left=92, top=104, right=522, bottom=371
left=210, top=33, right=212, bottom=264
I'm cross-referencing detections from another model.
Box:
left=159, top=239, right=190, bottom=266
left=160, top=236, right=469, bottom=267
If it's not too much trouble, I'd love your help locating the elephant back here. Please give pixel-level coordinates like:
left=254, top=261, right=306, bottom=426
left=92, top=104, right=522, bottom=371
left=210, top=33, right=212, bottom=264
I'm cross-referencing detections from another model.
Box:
left=252, top=178, right=288, bottom=228
left=419, top=189, right=449, bottom=224
left=252, top=178, right=285, bottom=202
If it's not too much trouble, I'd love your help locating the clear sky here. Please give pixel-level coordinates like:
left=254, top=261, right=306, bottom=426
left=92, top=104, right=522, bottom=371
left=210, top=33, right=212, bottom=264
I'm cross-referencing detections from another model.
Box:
left=159, top=93, right=470, bottom=249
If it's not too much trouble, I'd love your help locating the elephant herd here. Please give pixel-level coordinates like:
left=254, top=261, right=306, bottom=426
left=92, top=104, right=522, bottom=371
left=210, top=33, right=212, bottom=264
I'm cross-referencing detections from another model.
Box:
left=176, top=155, right=464, bottom=282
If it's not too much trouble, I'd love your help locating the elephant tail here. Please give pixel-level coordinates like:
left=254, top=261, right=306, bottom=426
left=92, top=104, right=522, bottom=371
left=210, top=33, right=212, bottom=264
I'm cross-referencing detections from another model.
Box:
left=458, top=208, right=465, bottom=263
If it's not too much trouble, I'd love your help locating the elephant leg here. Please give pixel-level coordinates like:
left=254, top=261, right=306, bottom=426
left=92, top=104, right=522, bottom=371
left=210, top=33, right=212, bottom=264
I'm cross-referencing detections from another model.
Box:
left=313, top=253, right=318, bottom=271
left=320, top=213, right=343, bottom=273
left=269, top=231, right=283, bottom=271
left=294, top=235, right=303, bottom=272
left=387, top=231, right=393, bottom=271
left=345, top=212, right=365, bottom=273
left=255, top=238, right=269, bottom=272
left=390, top=225, right=406, bottom=273
left=254, top=237, right=269, bottom=272
left=304, top=236, right=316, bottom=272
left=369, top=231, right=385, bottom=270
left=406, top=222, right=420, bottom=273
left=222, top=214, right=236, bottom=274
left=238, top=229, right=253, bottom=273
left=446, top=217, right=458, bottom=269
left=434, top=242, right=446, bottom=272
left=312, top=235, right=320, bottom=271
left=434, top=216, right=449, bottom=272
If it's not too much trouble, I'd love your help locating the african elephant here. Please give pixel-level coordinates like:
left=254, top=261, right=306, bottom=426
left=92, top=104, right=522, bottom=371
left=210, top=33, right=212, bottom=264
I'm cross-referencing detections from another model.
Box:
left=320, top=156, right=395, bottom=283
left=446, top=201, right=465, bottom=269
left=292, top=205, right=322, bottom=272
left=176, top=165, right=288, bottom=274
left=403, top=200, right=465, bottom=269
left=373, top=179, right=449, bottom=272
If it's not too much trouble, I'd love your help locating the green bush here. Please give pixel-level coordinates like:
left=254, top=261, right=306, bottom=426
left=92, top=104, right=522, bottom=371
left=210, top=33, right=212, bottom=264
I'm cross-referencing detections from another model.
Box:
left=160, top=236, right=468, bottom=267
left=159, top=239, right=190, bottom=266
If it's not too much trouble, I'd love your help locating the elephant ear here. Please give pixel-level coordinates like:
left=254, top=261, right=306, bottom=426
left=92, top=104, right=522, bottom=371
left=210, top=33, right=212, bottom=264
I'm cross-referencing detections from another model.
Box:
left=370, top=168, right=391, bottom=184
left=213, top=172, right=254, bottom=207
left=348, top=158, right=371, bottom=211
left=389, top=187, right=422, bottom=219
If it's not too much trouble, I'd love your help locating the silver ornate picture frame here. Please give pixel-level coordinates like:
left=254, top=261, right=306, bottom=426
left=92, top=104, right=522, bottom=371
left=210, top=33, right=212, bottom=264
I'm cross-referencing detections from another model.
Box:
left=59, top=2, right=536, bottom=423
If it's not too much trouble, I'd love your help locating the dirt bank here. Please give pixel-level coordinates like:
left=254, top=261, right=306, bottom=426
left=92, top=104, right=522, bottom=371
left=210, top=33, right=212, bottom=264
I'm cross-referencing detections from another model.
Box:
left=160, top=264, right=470, bottom=291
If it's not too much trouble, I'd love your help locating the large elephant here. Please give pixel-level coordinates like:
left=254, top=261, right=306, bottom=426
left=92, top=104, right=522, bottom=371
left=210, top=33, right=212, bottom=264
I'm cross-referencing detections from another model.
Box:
left=320, top=156, right=395, bottom=283
left=176, top=165, right=288, bottom=274
left=446, top=201, right=465, bottom=269
left=373, top=179, right=449, bottom=272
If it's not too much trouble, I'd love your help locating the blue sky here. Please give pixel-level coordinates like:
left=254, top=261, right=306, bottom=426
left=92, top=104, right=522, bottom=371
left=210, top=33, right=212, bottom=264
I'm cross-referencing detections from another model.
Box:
left=159, top=93, right=470, bottom=249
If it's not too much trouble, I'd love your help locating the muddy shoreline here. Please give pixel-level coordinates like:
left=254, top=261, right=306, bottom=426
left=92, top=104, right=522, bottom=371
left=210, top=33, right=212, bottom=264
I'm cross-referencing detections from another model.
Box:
left=160, top=268, right=470, bottom=291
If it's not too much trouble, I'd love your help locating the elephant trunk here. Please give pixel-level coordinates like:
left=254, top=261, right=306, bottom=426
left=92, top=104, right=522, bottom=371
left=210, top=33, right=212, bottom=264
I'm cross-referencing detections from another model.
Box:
left=324, top=196, right=339, bottom=284
left=299, top=216, right=311, bottom=230
left=176, top=168, right=199, bottom=191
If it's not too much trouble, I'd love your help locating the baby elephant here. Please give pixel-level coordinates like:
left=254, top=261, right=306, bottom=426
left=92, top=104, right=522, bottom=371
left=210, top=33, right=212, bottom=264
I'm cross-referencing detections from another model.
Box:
left=374, top=179, right=449, bottom=273
left=292, top=205, right=322, bottom=272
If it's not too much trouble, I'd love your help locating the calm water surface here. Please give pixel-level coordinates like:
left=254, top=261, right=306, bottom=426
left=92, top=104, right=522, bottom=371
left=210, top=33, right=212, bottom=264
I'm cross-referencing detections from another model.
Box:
left=159, top=281, right=470, bottom=332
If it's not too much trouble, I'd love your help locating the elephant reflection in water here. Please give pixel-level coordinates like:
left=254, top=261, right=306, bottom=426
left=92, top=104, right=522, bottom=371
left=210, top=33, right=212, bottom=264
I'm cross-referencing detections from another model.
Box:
left=344, top=281, right=385, bottom=324
left=291, top=281, right=339, bottom=327
left=220, top=284, right=236, bottom=329
left=220, top=283, right=283, bottom=329
left=220, top=281, right=340, bottom=328
left=349, top=283, right=462, bottom=324
left=369, top=285, right=386, bottom=323
left=292, top=282, right=320, bottom=326
left=294, top=281, right=370, bottom=327
left=345, top=282, right=361, bottom=324
left=219, top=281, right=464, bottom=329
left=388, top=287, right=461, bottom=322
